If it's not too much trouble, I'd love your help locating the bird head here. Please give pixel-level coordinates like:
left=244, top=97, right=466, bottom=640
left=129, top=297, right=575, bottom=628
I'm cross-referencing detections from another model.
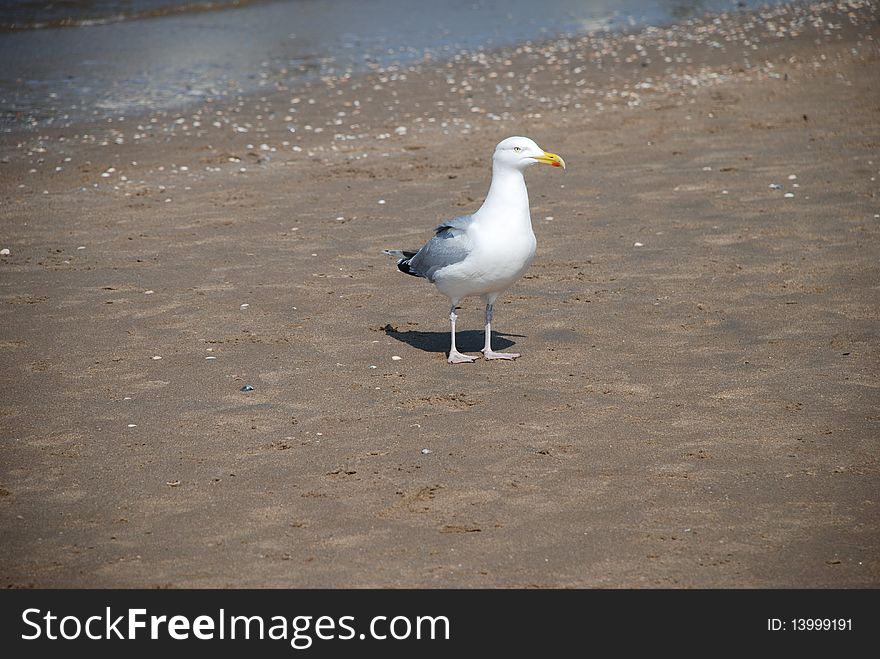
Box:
left=493, top=136, right=566, bottom=171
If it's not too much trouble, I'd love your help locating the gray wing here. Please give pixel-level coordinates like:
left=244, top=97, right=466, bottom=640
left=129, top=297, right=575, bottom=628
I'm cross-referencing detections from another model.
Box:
left=434, top=215, right=475, bottom=234
left=407, top=214, right=474, bottom=282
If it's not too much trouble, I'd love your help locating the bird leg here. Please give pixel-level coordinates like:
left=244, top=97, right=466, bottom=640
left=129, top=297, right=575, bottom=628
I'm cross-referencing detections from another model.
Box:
left=482, top=303, right=520, bottom=360
left=448, top=305, right=476, bottom=364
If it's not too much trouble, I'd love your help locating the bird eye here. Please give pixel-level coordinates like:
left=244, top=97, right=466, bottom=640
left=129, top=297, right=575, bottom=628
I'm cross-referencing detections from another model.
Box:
left=513, top=146, right=522, bottom=152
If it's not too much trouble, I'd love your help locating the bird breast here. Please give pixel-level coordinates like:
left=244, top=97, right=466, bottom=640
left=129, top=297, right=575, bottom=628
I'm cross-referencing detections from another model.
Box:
left=472, top=225, right=536, bottom=280
left=436, top=223, right=536, bottom=296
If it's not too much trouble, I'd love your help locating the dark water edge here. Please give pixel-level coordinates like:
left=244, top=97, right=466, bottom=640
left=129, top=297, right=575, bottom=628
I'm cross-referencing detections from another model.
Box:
left=0, top=0, right=270, bottom=31
left=0, top=0, right=788, bottom=132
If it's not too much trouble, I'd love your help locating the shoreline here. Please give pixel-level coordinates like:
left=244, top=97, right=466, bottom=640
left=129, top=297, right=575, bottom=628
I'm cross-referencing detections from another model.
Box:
left=3, top=1, right=876, bottom=171
left=1, top=1, right=878, bottom=587
left=0, top=0, right=831, bottom=133
left=3, top=0, right=777, bottom=131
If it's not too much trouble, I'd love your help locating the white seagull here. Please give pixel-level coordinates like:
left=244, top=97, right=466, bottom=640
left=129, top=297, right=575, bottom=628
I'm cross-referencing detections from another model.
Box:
left=384, top=136, right=565, bottom=363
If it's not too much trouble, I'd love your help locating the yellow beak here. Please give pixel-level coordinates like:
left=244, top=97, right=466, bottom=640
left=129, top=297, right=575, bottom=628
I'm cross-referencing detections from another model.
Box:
left=533, top=151, right=566, bottom=169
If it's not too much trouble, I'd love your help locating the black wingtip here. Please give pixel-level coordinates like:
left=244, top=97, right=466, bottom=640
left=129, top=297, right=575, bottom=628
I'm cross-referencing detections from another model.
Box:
left=396, top=258, right=421, bottom=277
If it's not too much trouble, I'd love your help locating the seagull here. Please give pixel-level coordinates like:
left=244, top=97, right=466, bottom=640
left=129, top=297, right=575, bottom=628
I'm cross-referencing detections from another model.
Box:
left=384, top=136, right=565, bottom=363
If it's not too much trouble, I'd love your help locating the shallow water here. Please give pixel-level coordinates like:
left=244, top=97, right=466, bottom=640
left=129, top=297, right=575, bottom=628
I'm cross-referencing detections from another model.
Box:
left=0, top=0, right=786, bottom=129
left=0, top=1, right=269, bottom=30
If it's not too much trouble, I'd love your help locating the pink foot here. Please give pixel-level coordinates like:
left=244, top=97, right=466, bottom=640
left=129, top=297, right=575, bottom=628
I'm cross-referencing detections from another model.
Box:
left=482, top=350, right=520, bottom=360
left=448, top=350, right=477, bottom=364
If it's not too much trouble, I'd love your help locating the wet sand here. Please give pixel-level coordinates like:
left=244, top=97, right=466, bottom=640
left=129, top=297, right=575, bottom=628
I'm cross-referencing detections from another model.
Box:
left=1, top=1, right=878, bottom=587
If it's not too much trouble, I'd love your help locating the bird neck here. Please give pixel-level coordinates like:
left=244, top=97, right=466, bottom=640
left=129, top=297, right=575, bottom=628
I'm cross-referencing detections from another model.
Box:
left=477, top=164, right=531, bottom=226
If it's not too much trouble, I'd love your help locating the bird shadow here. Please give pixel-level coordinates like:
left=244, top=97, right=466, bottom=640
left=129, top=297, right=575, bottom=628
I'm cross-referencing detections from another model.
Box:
left=383, top=323, right=523, bottom=354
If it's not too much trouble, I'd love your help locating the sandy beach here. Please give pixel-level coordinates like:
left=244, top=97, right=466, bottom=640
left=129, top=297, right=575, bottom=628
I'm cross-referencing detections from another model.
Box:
left=1, top=1, right=878, bottom=587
